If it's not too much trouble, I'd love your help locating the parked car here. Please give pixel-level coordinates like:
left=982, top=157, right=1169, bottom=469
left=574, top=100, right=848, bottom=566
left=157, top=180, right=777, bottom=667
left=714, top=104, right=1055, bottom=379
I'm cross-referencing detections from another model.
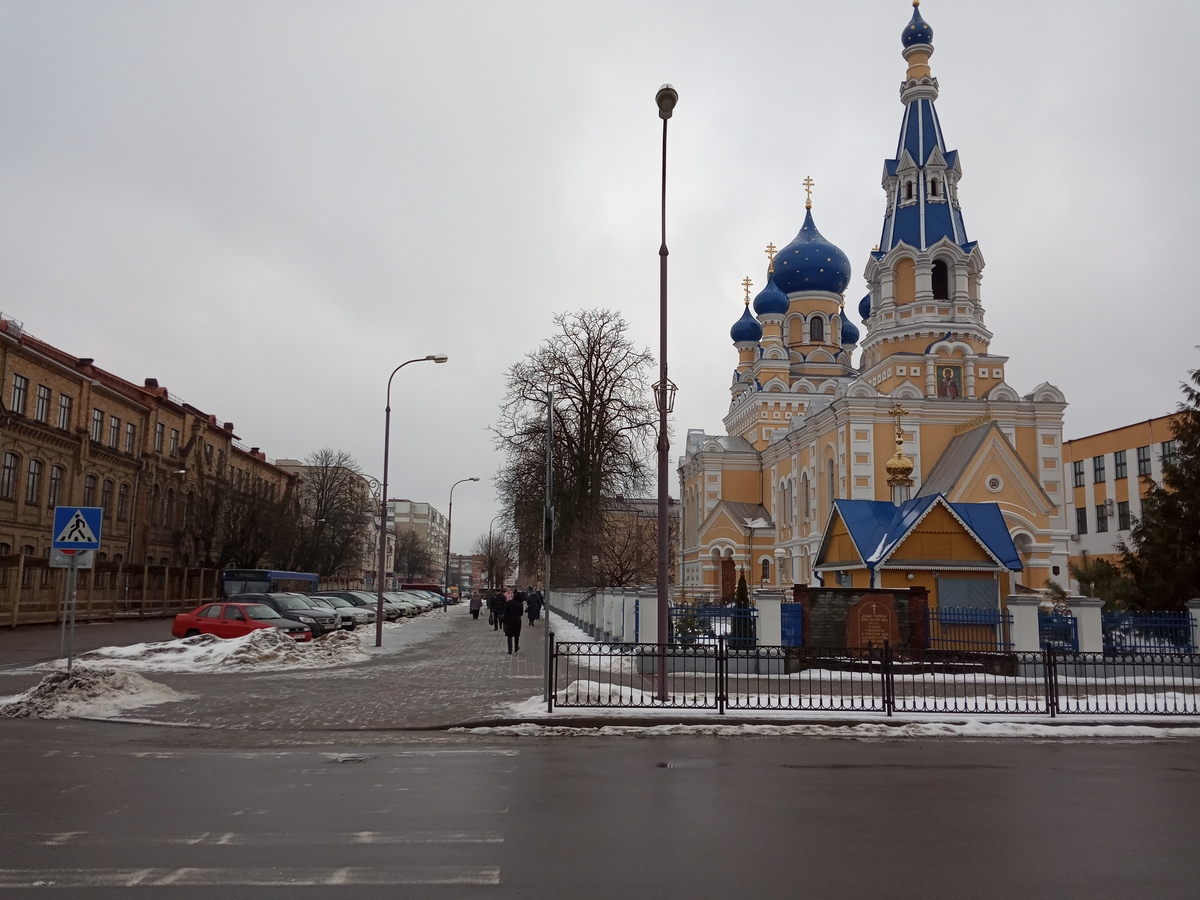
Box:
left=172, top=602, right=312, bottom=641
left=382, top=592, right=422, bottom=617
left=317, top=591, right=400, bottom=622
left=311, top=593, right=381, bottom=624
left=229, top=592, right=342, bottom=636
left=307, top=595, right=371, bottom=628
left=400, top=590, right=439, bottom=610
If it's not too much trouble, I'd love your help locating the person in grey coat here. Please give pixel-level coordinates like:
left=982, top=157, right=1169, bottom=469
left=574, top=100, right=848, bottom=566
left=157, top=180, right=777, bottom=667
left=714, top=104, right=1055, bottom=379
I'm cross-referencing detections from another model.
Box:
left=504, top=590, right=525, bottom=654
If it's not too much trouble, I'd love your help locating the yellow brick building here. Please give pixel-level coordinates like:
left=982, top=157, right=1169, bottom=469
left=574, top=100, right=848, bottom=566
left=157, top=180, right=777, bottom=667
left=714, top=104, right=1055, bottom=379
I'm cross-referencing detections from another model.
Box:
left=678, top=3, right=1069, bottom=608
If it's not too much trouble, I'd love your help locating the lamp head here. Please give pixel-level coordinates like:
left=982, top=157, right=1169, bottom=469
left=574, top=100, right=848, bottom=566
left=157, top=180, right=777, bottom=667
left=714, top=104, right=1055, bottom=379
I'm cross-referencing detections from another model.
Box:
left=469, top=477, right=480, bottom=482
left=427, top=354, right=449, bottom=363
left=656, top=84, right=678, bottom=120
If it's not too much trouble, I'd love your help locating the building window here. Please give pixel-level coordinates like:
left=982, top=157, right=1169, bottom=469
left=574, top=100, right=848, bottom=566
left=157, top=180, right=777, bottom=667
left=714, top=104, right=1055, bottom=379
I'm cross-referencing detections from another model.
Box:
left=0, top=453, right=18, bottom=500
left=164, top=489, right=175, bottom=528
left=1095, top=503, right=1109, bottom=533
left=905, top=180, right=913, bottom=200
left=1075, top=507, right=1087, bottom=535
left=25, top=459, right=42, bottom=505
left=35, top=385, right=52, bottom=423
left=1162, top=440, right=1178, bottom=468
left=58, top=395, right=73, bottom=430
left=90, top=408, right=104, bottom=442
left=169, top=429, right=180, bottom=456
left=109, top=415, right=121, bottom=448
left=48, top=466, right=64, bottom=508
left=1114, top=449, right=1127, bottom=480
left=827, top=459, right=836, bottom=503
left=1136, top=445, right=1152, bottom=477
left=117, top=483, right=129, bottom=521
left=761, top=559, right=770, bottom=583
left=931, top=260, right=950, bottom=300
left=1117, top=500, right=1131, bottom=531
left=930, top=178, right=939, bottom=197
left=1072, top=460, right=1085, bottom=488
left=1092, top=455, right=1105, bottom=483
left=10, top=374, right=28, bottom=415
left=83, top=474, right=97, bottom=506
left=125, top=423, right=136, bottom=454
left=21, top=546, right=35, bottom=586
left=810, top=317, right=825, bottom=342
left=101, top=479, right=114, bottom=519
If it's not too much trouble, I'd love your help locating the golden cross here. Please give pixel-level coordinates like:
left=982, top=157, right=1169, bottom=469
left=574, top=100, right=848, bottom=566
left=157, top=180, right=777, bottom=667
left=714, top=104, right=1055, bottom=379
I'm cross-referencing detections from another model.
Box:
left=802, top=175, right=815, bottom=209
left=765, top=242, right=777, bottom=275
left=888, top=402, right=910, bottom=442
left=741, top=276, right=753, bottom=304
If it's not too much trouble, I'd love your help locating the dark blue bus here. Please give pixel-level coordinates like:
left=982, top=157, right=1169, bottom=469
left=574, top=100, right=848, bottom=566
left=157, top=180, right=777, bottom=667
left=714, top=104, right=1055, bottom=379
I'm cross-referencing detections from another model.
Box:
left=220, top=569, right=320, bottom=598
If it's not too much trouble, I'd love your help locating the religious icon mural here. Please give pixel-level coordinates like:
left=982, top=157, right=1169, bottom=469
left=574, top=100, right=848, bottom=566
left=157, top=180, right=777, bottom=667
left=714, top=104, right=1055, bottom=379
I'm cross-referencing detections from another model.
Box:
left=937, top=364, right=963, bottom=399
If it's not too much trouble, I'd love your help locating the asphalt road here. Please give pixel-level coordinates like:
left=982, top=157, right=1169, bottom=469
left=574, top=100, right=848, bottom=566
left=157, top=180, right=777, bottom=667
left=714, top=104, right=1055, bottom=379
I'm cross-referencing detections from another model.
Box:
left=1, top=721, right=1196, bottom=898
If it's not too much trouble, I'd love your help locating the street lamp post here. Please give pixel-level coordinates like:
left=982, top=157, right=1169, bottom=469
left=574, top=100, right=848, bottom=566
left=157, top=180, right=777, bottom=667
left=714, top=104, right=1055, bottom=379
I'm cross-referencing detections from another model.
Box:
left=487, top=513, right=504, bottom=590
left=654, top=83, right=678, bottom=700
left=443, top=477, right=480, bottom=606
left=376, top=354, right=448, bottom=647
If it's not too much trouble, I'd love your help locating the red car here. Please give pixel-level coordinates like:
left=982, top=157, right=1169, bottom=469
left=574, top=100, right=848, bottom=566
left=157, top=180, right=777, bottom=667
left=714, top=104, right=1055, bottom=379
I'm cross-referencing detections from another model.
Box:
left=171, top=602, right=312, bottom=641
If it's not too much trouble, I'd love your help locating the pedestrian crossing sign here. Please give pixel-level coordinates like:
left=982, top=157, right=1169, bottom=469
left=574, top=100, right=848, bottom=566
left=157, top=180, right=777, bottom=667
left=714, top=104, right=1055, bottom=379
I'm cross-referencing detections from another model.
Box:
left=52, top=507, right=103, bottom=550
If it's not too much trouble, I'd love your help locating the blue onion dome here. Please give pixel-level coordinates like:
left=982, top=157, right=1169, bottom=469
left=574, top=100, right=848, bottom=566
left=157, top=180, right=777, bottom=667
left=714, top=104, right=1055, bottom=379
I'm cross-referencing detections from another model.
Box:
left=773, top=208, right=852, bottom=295
left=841, top=310, right=860, bottom=345
left=752, top=274, right=789, bottom=316
left=902, top=1, right=933, bottom=47
left=858, top=293, right=872, bottom=321
left=730, top=303, right=762, bottom=343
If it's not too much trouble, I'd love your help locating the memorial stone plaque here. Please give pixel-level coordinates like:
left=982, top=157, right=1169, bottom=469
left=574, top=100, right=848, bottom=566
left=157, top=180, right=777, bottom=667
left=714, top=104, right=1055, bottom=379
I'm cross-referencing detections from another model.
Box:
left=846, top=594, right=900, bottom=648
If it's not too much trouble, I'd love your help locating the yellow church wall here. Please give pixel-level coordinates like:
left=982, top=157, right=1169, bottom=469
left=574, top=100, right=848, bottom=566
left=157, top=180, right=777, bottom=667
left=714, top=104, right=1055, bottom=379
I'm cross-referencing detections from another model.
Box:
left=720, top=469, right=763, bottom=503
left=894, top=258, right=916, bottom=305
left=886, top=505, right=995, bottom=565
left=822, top=518, right=860, bottom=568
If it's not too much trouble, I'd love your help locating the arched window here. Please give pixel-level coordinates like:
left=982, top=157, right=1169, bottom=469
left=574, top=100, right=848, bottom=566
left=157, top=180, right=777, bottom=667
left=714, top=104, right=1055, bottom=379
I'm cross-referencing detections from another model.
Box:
left=931, top=259, right=950, bottom=300
left=1, top=452, right=19, bottom=500
left=810, top=317, right=825, bottom=342
left=930, top=178, right=939, bottom=197
left=117, top=484, right=129, bottom=521
left=827, top=459, right=836, bottom=504
left=49, top=466, right=64, bottom=509
left=25, top=459, right=43, bottom=505
left=83, top=474, right=97, bottom=506
left=761, top=559, right=770, bottom=583
left=905, top=181, right=913, bottom=200
left=101, top=479, right=114, bottom=519
left=801, top=472, right=810, bottom=520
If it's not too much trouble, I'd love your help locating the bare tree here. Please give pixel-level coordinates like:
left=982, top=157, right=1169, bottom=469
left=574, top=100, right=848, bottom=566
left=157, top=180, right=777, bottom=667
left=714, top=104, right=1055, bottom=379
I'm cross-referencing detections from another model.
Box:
left=394, top=529, right=433, bottom=582
left=593, top=498, right=678, bottom=588
left=493, top=309, right=656, bottom=587
left=473, top=530, right=517, bottom=590
left=282, top=449, right=372, bottom=577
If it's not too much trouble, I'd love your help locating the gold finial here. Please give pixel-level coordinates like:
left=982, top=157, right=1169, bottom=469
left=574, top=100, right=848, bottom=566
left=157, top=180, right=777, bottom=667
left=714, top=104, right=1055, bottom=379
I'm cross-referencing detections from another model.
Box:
left=913, top=0, right=920, bottom=7
left=885, top=402, right=914, bottom=488
left=887, top=402, right=910, bottom=442
left=742, top=276, right=753, bottom=304
left=802, top=176, right=815, bottom=210
left=873, top=244, right=880, bottom=252
left=765, top=242, right=777, bottom=275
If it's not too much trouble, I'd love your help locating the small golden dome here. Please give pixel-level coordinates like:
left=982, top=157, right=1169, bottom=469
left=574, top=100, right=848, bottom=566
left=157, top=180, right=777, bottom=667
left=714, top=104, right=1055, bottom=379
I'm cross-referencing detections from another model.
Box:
left=885, top=446, right=914, bottom=484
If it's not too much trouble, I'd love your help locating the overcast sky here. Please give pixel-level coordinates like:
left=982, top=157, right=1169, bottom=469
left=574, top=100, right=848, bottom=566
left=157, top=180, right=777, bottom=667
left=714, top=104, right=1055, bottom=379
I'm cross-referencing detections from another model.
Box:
left=2, top=1, right=1197, bottom=551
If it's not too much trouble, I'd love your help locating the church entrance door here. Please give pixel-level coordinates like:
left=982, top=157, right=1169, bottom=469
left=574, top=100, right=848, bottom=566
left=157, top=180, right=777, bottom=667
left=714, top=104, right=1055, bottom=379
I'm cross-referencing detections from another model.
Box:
left=720, top=559, right=736, bottom=601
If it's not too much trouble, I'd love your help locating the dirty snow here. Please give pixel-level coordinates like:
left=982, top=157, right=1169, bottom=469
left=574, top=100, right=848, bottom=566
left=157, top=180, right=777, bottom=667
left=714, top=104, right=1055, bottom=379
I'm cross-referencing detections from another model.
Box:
left=42, top=627, right=377, bottom=674
left=460, top=719, right=1200, bottom=741
left=0, top=667, right=190, bottom=719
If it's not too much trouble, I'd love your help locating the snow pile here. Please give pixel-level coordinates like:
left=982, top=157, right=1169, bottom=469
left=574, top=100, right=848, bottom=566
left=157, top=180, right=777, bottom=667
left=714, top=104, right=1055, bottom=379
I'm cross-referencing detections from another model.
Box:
left=61, top=628, right=372, bottom=674
left=0, top=667, right=188, bottom=719
left=460, top=720, right=1200, bottom=740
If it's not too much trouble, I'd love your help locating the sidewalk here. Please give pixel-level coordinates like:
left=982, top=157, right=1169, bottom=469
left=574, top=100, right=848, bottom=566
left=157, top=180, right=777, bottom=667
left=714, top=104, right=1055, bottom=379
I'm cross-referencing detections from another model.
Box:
left=0, top=607, right=551, bottom=730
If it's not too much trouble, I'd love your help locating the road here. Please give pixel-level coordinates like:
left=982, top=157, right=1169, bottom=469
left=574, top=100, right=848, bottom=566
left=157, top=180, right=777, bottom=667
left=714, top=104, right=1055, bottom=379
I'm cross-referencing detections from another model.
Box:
left=1, top=720, right=1196, bottom=898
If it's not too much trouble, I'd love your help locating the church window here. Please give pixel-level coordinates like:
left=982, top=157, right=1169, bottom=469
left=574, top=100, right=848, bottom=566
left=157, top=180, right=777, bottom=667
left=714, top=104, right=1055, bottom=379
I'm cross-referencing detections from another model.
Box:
left=931, top=260, right=950, bottom=300
left=761, top=559, right=770, bottom=583
left=930, top=178, right=939, bottom=197
left=827, top=459, right=836, bottom=503
left=801, top=473, right=810, bottom=520
left=810, top=317, right=824, bottom=342
left=905, top=181, right=913, bottom=201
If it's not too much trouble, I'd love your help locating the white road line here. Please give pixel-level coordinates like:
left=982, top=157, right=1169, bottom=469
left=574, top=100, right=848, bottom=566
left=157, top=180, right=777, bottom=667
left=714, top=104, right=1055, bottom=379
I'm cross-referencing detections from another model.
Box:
left=30, top=831, right=504, bottom=846
left=391, top=749, right=518, bottom=757
left=0, top=867, right=502, bottom=887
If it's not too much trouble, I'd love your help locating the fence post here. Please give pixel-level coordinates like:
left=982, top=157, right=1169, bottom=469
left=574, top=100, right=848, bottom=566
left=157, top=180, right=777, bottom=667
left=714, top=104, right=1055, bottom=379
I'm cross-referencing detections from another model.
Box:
left=717, top=634, right=726, bottom=716
left=547, top=631, right=555, bottom=714
left=1043, top=643, right=1058, bottom=718
left=883, top=640, right=894, bottom=717
left=1187, top=600, right=1200, bottom=653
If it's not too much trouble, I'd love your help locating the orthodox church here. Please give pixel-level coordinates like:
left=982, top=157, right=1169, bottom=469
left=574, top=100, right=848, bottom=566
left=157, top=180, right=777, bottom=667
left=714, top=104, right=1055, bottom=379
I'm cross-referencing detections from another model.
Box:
left=678, top=2, right=1069, bottom=609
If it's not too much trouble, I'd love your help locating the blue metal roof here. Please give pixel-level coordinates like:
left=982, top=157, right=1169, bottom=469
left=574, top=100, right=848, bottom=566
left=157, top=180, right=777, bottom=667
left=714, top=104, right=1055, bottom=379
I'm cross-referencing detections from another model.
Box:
left=752, top=274, right=789, bottom=316
left=730, top=304, right=762, bottom=344
left=902, top=3, right=934, bottom=47
left=774, top=208, right=852, bottom=296
left=878, top=95, right=971, bottom=253
left=831, top=495, right=1020, bottom=572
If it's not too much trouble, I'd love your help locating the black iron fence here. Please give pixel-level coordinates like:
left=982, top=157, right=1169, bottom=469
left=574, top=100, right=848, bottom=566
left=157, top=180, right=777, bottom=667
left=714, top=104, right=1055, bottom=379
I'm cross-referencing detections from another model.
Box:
left=549, top=635, right=1200, bottom=717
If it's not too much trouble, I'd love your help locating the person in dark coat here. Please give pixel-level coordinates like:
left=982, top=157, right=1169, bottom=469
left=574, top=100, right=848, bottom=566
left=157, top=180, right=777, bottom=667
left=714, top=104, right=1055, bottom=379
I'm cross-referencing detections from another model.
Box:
left=504, top=590, right=525, bottom=654
left=488, top=591, right=505, bottom=631
left=469, top=593, right=483, bottom=620
left=526, top=589, right=543, bottom=625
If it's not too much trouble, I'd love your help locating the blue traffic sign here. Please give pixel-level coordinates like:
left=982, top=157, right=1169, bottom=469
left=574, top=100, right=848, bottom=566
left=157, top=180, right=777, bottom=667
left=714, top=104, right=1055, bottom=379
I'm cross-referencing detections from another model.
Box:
left=52, top=507, right=103, bottom=550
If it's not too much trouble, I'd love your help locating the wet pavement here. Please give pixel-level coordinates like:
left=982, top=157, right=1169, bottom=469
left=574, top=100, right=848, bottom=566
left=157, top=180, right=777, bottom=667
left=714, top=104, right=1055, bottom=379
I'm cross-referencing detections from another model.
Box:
left=0, top=607, right=552, bottom=730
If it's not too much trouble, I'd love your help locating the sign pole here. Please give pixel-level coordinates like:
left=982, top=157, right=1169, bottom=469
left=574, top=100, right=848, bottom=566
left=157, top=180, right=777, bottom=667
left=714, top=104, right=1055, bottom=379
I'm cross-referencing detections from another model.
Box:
left=66, top=555, right=78, bottom=672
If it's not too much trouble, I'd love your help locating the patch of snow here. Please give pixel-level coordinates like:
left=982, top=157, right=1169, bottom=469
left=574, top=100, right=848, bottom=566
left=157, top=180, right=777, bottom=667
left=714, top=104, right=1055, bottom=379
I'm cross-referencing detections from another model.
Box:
left=0, top=667, right=191, bottom=719
left=44, top=628, right=373, bottom=674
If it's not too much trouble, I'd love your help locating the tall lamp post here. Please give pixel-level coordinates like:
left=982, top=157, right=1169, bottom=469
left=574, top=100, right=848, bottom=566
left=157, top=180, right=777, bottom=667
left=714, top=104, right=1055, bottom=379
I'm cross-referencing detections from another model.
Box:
left=377, top=354, right=448, bottom=646
left=443, top=477, right=480, bottom=605
left=653, top=83, right=678, bottom=700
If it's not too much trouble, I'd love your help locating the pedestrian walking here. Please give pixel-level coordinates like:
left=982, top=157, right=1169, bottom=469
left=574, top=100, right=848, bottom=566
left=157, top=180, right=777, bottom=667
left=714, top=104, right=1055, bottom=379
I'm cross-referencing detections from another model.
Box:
left=504, top=590, right=525, bottom=654
left=469, top=593, right=483, bottom=621
left=526, top=588, right=543, bottom=625
left=488, top=591, right=505, bottom=631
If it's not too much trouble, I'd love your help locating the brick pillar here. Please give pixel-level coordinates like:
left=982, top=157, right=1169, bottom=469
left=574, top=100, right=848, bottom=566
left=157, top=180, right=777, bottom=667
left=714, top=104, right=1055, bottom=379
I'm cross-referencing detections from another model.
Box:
left=908, top=586, right=929, bottom=650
